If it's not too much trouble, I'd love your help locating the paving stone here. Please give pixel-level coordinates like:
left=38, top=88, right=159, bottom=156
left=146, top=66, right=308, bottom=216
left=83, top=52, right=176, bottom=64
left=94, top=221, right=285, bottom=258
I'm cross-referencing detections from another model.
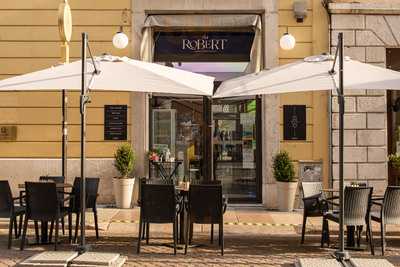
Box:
left=18, top=251, right=78, bottom=267
left=70, top=252, right=121, bottom=266
left=350, top=258, right=394, bottom=267
left=296, top=258, right=342, bottom=267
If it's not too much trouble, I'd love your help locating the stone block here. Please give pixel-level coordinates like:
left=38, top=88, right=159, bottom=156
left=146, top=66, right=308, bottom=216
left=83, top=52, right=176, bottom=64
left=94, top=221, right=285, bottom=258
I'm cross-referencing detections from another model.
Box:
left=332, top=14, right=365, bottom=29
left=366, top=89, right=386, bottom=96
left=385, top=16, right=400, bottom=45
left=365, top=15, right=397, bottom=46
left=357, top=96, right=386, bottom=112
left=357, top=129, right=386, bottom=146
left=332, top=129, right=357, bottom=146
left=356, top=30, right=383, bottom=46
left=332, top=146, right=367, bottom=163
left=366, top=47, right=386, bottom=63
left=332, top=113, right=366, bottom=129
left=358, top=163, right=387, bottom=180
left=332, top=163, right=357, bottom=180
left=331, top=30, right=355, bottom=46
left=367, top=113, right=386, bottom=129
left=332, top=89, right=366, bottom=96
left=367, top=179, right=388, bottom=195
left=368, top=147, right=387, bottom=162
left=332, top=46, right=366, bottom=62
left=332, top=96, right=356, bottom=112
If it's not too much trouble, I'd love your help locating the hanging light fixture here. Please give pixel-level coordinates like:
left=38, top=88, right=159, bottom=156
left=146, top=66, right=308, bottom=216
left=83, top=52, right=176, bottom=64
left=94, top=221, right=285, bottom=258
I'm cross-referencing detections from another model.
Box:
left=280, top=32, right=296, bottom=50
left=112, top=9, right=129, bottom=49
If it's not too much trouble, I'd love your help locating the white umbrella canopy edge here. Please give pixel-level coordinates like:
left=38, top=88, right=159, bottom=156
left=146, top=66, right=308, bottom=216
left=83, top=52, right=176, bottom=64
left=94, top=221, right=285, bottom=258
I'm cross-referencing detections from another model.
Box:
left=213, top=58, right=400, bottom=98
left=0, top=55, right=215, bottom=96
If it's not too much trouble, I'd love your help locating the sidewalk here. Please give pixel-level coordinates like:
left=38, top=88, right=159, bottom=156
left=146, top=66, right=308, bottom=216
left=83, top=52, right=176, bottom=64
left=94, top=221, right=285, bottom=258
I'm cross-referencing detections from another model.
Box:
left=0, top=207, right=399, bottom=266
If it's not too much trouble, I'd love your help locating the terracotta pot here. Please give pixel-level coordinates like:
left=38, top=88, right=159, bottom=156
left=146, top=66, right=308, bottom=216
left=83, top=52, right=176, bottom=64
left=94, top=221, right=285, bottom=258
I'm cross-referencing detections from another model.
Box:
left=112, top=177, right=135, bottom=209
left=276, top=181, right=298, bottom=212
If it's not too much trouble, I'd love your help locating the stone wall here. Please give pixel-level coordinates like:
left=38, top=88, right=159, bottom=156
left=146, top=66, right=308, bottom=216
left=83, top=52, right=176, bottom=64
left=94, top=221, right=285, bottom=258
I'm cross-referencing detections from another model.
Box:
left=329, top=3, right=400, bottom=194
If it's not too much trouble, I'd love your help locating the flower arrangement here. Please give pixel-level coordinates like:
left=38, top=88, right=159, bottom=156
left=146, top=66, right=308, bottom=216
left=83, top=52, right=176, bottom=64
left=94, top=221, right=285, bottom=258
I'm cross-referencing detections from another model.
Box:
left=147, top=148, right=161, bottom=161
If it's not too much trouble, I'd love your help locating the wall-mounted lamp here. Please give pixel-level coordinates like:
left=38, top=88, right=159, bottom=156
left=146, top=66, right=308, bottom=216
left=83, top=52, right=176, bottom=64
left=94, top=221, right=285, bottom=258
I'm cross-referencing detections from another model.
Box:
left=280, top=31, right=296, bottom=50
left=293, top=0, right=308, bottom=23
left=112, top=9, right=129, bottom=49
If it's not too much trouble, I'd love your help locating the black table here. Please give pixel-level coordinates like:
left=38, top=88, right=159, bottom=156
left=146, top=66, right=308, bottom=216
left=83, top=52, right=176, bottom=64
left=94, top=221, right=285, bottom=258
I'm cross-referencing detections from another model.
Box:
left=149, top=160, right=183, bottom=180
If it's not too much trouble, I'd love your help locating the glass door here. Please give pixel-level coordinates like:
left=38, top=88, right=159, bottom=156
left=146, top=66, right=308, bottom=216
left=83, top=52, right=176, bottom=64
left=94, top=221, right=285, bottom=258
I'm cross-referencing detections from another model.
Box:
left=213, top=99, right=259, bottom=202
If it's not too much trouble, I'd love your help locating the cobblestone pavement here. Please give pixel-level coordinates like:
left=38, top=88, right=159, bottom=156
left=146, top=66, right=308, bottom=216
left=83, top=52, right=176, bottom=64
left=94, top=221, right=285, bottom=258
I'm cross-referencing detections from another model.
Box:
left=0, top=207, right=400, bottom=266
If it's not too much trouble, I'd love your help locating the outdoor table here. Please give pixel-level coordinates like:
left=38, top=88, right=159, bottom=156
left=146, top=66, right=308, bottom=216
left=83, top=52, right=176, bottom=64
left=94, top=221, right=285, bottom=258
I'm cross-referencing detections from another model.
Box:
left=149, top=160, right=183, bottom=180
left=322, top=188, right=383, bottom=250
left=18, top=182, right=72, bottom=244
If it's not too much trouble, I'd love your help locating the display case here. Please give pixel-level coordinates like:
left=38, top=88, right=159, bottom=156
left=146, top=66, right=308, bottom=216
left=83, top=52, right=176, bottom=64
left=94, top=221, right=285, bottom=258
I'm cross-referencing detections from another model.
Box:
left=152, top=109, right=176, bottom=156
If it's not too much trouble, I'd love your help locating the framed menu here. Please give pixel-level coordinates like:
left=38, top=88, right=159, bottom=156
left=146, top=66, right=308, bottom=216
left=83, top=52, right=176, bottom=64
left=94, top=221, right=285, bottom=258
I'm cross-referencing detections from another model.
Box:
left=104, top=105, right=127, bottom=140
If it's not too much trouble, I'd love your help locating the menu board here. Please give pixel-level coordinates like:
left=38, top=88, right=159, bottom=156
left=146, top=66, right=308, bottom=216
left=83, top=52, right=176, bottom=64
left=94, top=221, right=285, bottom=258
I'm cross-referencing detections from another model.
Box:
left=104, top=105, right=127, bottom=140
left=283, top=105, right=306, bottom=140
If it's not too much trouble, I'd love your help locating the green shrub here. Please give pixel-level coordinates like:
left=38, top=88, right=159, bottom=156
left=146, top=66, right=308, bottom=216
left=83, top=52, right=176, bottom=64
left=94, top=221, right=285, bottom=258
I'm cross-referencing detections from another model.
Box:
left=273, top=151, right=295, bottom=182
left=389, top=154, right=400, bottom=170
left=114, top=143, right=136, bottom=178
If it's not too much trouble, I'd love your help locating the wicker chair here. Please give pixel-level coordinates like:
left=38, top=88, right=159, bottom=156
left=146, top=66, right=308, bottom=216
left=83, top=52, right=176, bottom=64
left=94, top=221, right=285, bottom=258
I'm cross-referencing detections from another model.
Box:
left=185, top=184, right=224, bottom=255
left=0, top=181, right=25, bottom=249
left=321, top=186, right=374, bottom=255
left=300, top=182, right=329, bottom=244
left=137, top=183, right=181, bottom=254
left=371, top=186, right=400, bottom=255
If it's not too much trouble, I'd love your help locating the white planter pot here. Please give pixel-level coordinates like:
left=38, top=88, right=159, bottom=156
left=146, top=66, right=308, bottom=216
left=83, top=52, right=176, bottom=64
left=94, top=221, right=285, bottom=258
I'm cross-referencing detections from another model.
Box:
left=276, top=181, right=298, bottom=212
left=113, top=177, right=135, bottom=209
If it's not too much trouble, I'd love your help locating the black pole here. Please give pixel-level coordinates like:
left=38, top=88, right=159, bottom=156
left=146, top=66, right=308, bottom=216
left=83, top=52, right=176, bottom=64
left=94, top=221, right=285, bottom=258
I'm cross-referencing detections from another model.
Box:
left=202, top=96, right=213, bottom=181
left=334, top=32, right=349, bottom=261
left=78, top=32, right=88, bottom=253
left=62, top=89, right=67, bottom=179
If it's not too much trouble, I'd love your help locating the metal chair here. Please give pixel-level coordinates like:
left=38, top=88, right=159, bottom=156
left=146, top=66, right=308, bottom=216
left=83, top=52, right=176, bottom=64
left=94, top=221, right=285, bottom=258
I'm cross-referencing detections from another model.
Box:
left=20, top=182, right=69, bottom=250
left=300, top=182, right=329, bottom=244
left=0, top=180, right=25, bottom=248
left=39, top=176, right=66, bottom=236
left=68, top=177, right=100, bottom=243
left=137, top=183, right=181, bottom=254
left=321, top=186, right=374, bottom=255
left=185, top=184, right=224, bottom=255
left=371, top=186, right=400, bottom=255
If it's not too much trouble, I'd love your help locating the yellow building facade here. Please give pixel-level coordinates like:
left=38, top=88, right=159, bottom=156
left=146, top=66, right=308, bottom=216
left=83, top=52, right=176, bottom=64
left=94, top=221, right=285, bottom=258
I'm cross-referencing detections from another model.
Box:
left=0, top=0, right=330, bottom=207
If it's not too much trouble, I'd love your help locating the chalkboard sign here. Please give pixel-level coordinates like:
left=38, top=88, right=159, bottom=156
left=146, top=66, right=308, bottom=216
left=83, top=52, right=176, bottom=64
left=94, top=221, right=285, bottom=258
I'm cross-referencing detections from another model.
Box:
left=104, top=105, right=127, bottom=140
left=283, top=105, right=306, bottom=140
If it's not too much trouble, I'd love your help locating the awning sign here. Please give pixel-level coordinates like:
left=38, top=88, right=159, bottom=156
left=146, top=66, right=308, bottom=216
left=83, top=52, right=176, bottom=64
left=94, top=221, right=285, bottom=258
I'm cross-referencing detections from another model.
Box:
left=154, top=31, right=255, bottom=62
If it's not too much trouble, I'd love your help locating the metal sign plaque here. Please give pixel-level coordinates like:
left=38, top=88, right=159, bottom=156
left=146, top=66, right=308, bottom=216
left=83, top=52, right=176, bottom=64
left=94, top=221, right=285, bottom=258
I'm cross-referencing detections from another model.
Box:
left=0, top=126, right=17, bottom=141
left=154, top=31, right=255, bottom=62
left=104, top=105, right=127, bottom=141
left=283, top=105, right=306, bottom=140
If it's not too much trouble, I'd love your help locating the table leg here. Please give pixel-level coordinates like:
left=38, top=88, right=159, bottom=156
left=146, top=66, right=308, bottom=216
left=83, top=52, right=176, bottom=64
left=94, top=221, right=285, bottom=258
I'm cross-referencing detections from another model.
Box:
left=41, top=221, right=49, bottom=244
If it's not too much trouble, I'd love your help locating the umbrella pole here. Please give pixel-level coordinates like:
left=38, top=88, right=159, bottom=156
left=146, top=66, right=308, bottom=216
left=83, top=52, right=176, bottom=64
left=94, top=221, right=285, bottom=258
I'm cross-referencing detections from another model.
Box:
left=77, top=32, right=89, bottom=253
left=334, top=32, right=350, bottom=261
left=62, top=89, right=67, bottom=179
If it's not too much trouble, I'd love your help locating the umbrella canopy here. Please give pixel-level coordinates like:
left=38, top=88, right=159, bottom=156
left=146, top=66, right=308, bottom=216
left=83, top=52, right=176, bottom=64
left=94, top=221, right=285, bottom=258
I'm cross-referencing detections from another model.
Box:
left=214, top=55, right=400, bottom=98
left=0, top=55, right=214, bottom=96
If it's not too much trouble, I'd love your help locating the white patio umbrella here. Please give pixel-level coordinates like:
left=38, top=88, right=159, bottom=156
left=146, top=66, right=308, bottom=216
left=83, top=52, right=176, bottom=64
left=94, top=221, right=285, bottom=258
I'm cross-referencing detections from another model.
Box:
left=0, top=33, right=214, bottom=252
left=215, top=33, right=400, bottom=262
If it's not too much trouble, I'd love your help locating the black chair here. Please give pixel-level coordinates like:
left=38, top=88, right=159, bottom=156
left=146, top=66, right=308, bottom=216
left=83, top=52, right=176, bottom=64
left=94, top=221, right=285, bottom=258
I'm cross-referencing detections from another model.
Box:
left=0, top=181, right=25, bottom=248
left=185, top=184, right=224, bottom=255
left=39, top=176, right=66, bottom=235
left=68, top=177, right=100, bottom=243
left=137, top=183, right=181, bottom=254
left=188, top=179, right=227, bottom=244
left=371, top=186, right=400, bottom=255
left=321, top=186, right=374, bottom=255
left=20, top=182, right=70, bottom=250
left=300, top=182, right=329, bottom=244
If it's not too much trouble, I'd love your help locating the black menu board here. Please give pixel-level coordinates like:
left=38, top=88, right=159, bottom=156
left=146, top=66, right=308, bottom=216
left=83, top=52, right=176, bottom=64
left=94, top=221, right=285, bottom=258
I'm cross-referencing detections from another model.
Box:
left=104, top=105, right=127, bottom=140
left=283, top=105, right=306, bottom=140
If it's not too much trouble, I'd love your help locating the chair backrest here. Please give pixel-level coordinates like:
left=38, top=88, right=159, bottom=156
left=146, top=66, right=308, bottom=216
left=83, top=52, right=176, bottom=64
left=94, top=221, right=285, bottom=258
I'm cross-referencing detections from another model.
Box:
left=188, top=184, right=223, bottom=224
left=70, top=177, right=99, bottom=211
left=301, top=182, right=323, bottom=198
left=343, top=186, right=372, bottom=226
left=382, top=186, right=400, bottom=225
left=190, top=179, right=222, bottom=185
left=25, top=182, right=59, bottom=221
left=140, top=183, right=176, bottom=223
left=39, top=176, right=65, bottom=184
left=0, top=180, right=13, bottom=216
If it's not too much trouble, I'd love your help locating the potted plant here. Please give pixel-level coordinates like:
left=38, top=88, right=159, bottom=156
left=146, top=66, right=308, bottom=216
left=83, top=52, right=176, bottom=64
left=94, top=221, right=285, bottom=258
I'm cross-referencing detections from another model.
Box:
left=273, top=150, right=297, bottom=211
left=113, top=143, right=136, bottom=208
left=388, top=154, right=400, bottom=184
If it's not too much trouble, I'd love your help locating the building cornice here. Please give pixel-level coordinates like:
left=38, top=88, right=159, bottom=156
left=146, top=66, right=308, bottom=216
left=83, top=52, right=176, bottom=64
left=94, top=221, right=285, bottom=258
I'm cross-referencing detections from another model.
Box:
left=328, top=2, right=400, bottom=15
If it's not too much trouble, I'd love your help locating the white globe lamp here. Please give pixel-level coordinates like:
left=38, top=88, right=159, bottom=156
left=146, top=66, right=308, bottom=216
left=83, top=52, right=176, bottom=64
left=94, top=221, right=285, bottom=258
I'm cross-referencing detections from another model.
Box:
left=112, top=28, right=128, bottom=49
left=280, top=33, right=296, bottom=50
